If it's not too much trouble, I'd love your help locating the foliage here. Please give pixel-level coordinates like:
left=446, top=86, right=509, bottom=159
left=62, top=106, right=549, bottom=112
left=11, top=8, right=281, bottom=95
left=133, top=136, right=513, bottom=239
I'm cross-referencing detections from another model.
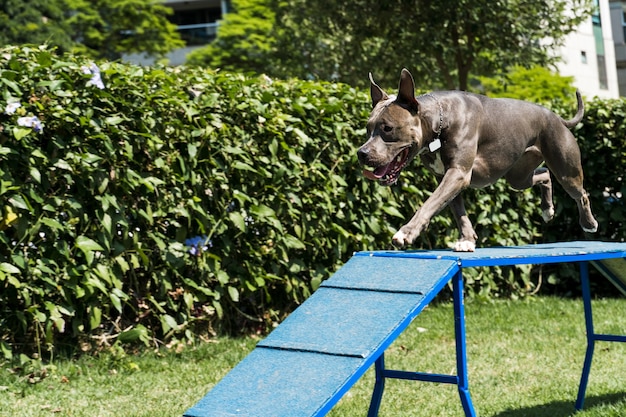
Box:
left=197, top=0, right=593, bottom=89
left=186, top=0, right=275, bottom=73
left=474, top=65, right=577, bottom=104
left=66, top=0, right=184, bottom=61
left=0, top=0, right=183, bottom=61
left=0, top=0, right=75, bottom=52
left=0, top=46, right=623, bottom=358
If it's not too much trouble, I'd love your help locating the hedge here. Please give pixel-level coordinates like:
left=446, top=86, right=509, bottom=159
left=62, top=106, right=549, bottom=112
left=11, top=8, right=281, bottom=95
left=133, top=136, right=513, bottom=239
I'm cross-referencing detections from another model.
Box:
left=0, top=45, right=623, bottom=357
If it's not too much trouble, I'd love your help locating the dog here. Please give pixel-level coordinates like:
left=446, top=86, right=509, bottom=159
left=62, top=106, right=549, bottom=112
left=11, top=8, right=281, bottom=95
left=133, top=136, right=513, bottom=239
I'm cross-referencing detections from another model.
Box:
left=357, top=69, right=598, bottom=252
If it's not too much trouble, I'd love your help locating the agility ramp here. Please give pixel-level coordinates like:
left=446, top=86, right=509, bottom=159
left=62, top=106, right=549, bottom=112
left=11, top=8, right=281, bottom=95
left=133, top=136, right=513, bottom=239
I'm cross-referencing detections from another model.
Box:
left=184, top=241, right=626, bottom=417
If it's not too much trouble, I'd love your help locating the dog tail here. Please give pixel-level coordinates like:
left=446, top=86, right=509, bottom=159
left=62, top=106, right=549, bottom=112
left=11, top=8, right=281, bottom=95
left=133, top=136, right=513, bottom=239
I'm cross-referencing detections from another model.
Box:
left=561, top=90, right=584, bottom=129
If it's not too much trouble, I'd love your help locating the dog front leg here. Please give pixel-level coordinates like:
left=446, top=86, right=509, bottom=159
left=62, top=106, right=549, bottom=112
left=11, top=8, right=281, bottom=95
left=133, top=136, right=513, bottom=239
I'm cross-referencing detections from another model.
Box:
left=449, top=194, right=478, bottom=252
left=392, top=168, right=471, bottom=248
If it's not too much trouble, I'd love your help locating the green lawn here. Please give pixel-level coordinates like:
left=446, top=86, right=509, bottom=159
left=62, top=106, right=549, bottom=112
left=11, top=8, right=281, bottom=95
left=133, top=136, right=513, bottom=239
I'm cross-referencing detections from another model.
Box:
left=2, top=297, right=626, bottom=417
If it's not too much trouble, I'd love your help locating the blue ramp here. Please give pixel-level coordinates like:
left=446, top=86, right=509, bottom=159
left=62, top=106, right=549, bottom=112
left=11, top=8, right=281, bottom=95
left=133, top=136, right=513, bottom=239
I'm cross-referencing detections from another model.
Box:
left=184, top=257, right=459, bottom=417
left=185, top=241, right=626, bottom=416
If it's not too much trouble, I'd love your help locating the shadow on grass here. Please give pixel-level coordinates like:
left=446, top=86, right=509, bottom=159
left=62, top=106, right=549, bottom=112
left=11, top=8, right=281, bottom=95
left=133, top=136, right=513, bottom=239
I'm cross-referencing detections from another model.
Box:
left=493, top=392, right=626, bottom=417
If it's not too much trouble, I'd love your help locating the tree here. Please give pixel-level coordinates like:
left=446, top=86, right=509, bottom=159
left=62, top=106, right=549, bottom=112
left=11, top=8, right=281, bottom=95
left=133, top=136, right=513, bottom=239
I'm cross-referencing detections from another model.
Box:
left=186, top=0, right=276, bottom=73
left=0, top=0, right=183, bottom=61
left=0, top=0, right=75, bottom=52
left=476, top=65, right=577, bottom=104
left=66, top=0, right=184, bottom=61
left=270, top=0, right=593, bottom=90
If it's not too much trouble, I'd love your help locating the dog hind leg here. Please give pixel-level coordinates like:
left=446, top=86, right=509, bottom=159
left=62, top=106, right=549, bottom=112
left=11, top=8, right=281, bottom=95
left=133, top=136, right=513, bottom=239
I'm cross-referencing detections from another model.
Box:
left=532, top=168, right=555, bottom=222
left=554, top=176, right=598, bottom=233
left=543, top=132, right=598, bottom=233
left=504, top=153, right=554, bottom=223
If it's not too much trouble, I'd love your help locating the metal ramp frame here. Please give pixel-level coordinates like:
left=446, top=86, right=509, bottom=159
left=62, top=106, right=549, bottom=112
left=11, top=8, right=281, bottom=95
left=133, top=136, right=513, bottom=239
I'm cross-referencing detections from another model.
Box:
left=184, top=241, right=626, bottom=417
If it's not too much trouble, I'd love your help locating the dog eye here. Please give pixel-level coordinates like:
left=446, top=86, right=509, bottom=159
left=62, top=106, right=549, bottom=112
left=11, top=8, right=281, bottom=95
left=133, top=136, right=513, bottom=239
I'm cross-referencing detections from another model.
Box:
left=382, top=124, right=393, bottom=133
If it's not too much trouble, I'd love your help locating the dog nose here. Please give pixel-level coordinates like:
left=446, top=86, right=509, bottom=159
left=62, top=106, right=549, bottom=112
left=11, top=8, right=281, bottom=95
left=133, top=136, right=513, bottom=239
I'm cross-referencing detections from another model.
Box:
left=357, top=147, right=369, bottom=164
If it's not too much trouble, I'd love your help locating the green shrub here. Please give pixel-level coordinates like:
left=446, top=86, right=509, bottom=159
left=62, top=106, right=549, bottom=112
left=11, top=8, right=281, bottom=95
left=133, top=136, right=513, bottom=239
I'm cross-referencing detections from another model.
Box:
left=0, top=46, right=621, bottom=357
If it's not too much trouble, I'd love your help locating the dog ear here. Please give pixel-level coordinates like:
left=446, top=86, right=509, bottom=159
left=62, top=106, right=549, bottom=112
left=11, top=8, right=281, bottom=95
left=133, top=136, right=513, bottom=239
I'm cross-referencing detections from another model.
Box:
left=397, top=68, right=419, bottom=113
left=369, top=72, right=389, bottom=107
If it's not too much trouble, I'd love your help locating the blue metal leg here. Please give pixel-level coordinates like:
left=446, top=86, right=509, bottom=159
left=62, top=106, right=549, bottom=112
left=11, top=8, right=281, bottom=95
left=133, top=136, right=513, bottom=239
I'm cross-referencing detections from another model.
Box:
left=366, top=269, right=477, bottom=416
left=367, top=354, right=386, bottom=417
left=576, top=261, right=594, bottom=410
left=453, top=269, right=477, bottom=417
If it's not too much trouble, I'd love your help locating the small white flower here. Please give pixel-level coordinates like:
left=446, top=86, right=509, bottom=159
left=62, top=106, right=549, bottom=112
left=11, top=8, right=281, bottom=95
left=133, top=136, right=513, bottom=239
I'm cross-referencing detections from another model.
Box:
left=5, top=102, right=21, bottom=115
left=17, top=116, right=44, bottom=133
left=82, top=63, right=105, bottom=89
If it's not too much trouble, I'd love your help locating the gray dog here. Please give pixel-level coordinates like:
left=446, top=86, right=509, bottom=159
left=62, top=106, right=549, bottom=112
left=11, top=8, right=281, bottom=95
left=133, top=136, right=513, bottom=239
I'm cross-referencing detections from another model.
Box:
left=357, top=69, right=598, bottom=251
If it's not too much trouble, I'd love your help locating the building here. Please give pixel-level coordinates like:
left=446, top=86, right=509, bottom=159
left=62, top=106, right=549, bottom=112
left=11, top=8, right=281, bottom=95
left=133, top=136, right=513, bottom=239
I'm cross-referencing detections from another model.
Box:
left=124, top=0, right=229, bottom=66
left=555, top=0, right=626, bottom=98
left=610, top=0, right=626, bottom=95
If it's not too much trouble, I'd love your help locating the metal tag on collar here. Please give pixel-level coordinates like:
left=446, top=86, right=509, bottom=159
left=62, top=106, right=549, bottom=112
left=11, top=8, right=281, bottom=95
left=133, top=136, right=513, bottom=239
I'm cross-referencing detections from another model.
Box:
left=429, top=138, right=441, bottom=152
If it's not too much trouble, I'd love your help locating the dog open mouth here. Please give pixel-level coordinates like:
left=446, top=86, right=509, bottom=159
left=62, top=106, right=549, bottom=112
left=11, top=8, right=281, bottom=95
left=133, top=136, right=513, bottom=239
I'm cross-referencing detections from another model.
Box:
left=362, top=147, right=411, bottom=185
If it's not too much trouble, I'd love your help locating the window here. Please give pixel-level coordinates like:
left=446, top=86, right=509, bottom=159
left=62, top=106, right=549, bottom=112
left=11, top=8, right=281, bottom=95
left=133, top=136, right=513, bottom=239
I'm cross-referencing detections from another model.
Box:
left=166, top=1, right=225, bottom=46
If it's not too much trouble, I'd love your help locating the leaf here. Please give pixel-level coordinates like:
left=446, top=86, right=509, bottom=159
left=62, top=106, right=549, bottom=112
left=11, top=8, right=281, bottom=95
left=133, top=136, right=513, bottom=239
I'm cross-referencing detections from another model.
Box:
left=232, top=161, right=258, bottom=173
left=162, top=314, right=178, bottom=332
left=292, top=127, right=311, bottom=143
left=0, top=263, right=20, bottom=274
left=29, top=167, right=41, bottom=183
left=228, top=211, right=246, bottom=232
left=53, top=159, right=73, bottom=171
left=0, top=341, right=12, bottom=359
left=12, top=127, right=31, bottom=140
left=381, top=205, right=404, bottom=218
left=75, top=236, right=105, bottom=256
left=89, top=306, right=102, bottom=330
left=227, top=286, right=239, bottom=302
left=118, top=325, right=149, bottom=345
left=105, top=116, right=125, bottom=125
left=40, top=217, right=64, bottom=230
left=282, top=234, right=306, bottom=249
left=1, top=77, right=21, bottom=94
left=109, top=293, right=122, bottom=313
left=250, top=204, right=276, bottom=218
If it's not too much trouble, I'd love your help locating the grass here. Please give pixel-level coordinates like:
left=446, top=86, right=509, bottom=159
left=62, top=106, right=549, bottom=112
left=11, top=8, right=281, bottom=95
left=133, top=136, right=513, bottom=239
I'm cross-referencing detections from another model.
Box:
left=1, top=297, right=626, bottom=417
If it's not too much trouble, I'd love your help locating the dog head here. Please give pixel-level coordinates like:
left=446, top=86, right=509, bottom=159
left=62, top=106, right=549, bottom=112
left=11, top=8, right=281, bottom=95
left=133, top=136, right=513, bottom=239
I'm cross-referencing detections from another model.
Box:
left=357, top=69, right=426, bottom=185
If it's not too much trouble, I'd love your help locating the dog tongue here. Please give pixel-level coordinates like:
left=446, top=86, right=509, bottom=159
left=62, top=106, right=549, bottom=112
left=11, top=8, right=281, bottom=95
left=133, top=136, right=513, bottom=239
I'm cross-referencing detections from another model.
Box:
left=362, top=164, right=391, bottom=181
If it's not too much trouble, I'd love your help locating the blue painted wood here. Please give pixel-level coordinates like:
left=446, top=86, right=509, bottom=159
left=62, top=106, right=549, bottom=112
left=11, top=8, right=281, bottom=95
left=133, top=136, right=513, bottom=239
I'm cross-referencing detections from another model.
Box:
left=357, top=241, right=626, bottom=268
left=258, top=288, right=426, bottom=358
left=183, top=348, right=365, bottom=417
left=321, top=256, right=459, bottom=294
left=185, top=257, right=459, bottom=417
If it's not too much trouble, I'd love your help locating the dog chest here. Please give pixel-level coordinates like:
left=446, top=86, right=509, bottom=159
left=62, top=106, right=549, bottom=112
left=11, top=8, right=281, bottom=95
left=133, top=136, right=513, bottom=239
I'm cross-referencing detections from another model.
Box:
left=422, top=152, right=445, bottom=176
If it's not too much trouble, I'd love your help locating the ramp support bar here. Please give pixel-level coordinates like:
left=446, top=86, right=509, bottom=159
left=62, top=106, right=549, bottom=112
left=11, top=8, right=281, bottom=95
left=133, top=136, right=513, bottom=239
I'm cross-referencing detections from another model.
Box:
left=367, top=269, right=477, bottom=417
left=576, top=261, right=626, bottom=410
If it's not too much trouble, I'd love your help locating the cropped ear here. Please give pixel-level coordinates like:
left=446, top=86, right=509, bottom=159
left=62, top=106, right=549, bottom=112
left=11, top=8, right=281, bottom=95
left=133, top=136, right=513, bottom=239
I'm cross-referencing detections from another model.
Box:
left=369, top=72, right=389, bottom=107
left=397, top=68, right=419, bottom=113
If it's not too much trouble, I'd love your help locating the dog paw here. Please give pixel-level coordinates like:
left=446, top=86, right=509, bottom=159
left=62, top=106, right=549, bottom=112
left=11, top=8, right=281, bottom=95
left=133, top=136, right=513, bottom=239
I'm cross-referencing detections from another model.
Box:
left=453, top=240, right=476, bottom=252
left=392, top=230, right=408, bottom=248
left=583, top=220, right=598, bottom=233
left=542, top=208, right=555, bottom=223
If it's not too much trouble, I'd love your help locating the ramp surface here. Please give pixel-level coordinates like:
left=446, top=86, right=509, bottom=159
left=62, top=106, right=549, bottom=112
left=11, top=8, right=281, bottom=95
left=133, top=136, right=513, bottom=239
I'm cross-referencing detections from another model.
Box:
left=184, top=257, right=459, bottom=417
left=357, top=241, right=626, bottom=267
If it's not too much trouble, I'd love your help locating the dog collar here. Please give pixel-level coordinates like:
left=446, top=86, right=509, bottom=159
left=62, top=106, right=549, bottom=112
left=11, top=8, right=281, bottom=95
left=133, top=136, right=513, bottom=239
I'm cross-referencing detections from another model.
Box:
left=419, top=93, right=443, bottom=153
